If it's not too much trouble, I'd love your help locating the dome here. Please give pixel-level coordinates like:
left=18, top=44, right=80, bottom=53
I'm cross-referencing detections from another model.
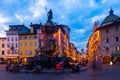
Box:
left=102, top=9, right=120, bottom=25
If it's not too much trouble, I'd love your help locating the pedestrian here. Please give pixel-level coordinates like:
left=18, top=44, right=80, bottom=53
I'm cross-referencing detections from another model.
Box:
left=56, top=60, right=64, bottom=74
left=56, top=53, right=61, bottom=63
left=85, top=59, right=88, bottom=66
left=6, top=60, right=11, bottom=71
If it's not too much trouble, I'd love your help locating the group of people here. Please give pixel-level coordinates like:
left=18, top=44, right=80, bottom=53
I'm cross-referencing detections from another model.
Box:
left=6, top=60, right=19, bottom=72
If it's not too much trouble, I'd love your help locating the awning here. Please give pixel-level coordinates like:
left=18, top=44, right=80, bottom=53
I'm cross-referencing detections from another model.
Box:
left=111, top=53, right=120, bottom=57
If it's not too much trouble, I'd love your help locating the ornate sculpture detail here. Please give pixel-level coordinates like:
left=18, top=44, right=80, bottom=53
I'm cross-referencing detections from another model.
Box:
left=47, top=9, right=53, bottom=22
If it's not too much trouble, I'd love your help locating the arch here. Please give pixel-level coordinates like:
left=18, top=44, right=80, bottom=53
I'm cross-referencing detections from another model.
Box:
left=103, top=56, right=111, bottom=64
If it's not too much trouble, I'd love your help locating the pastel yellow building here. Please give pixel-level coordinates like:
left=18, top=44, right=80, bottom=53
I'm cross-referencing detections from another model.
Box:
left=19, top=33, right=38, bottom=63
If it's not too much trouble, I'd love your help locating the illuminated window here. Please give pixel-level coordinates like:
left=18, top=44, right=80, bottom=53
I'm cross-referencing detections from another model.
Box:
left=116, top=46, right=120, bottom=51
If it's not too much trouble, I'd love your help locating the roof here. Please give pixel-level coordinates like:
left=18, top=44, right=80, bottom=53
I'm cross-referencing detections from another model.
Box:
left=19, top=33, right=37, bottom=36
left=101, top=9, right=120, bottom=26
left=8, top=24, right=30, bottom=34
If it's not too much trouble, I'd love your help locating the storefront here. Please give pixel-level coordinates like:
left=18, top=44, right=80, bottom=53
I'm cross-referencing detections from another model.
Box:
left=111, top=53, right=120, bottom=62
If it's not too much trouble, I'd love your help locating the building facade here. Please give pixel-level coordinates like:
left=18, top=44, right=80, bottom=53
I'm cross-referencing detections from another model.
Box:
left=0, top=37, right=6, bottom=62
left=98, top=9, right=120, bottom=63
left=19, top=33, right=38, bottom=63
left=87, top=9, right=120, bottom=63
left=5, top=25, right=30, bottom=62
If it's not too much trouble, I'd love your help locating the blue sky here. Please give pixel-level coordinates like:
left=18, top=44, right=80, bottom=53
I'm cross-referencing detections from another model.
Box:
left=0, top=0, right=120, bottom=52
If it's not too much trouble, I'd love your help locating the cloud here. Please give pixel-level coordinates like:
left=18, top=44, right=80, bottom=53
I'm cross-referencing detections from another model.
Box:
left=28, top=0, right=47, bottom=18
left=91, top=14, right=107, bottom=23
left=90, top=0, right=95, bottom=7
left=0, top=13, right=9, bottom=37
left=71, top=40, right=88, bottom=51
left=0, top=14, right=10, bottom=24
left=0, top=24, right=8, bottom=37
left=0, top=31, right=6, bottom=37
left=14, top=13, right=30, bottom=23
left=102, top=0, right=106, bottom=3
left=14, top=14, right=24, bottom=23
left=61, top=0, right=81, bottom=10
left=75, top=29, right=86, bottom=34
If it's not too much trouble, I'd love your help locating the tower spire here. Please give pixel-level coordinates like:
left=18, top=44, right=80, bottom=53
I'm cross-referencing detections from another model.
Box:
left=109, top=7, right=114, bottom=15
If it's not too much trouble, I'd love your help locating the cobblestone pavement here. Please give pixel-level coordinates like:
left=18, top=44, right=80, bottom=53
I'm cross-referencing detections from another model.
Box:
left=0, top=64, right=120, bottom=80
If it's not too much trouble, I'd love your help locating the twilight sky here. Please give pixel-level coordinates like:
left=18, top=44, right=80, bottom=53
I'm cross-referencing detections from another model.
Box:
left=0, top=0, right=120, bottom=52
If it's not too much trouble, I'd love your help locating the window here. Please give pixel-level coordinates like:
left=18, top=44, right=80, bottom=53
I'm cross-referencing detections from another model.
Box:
left=7, top=50, right=10, bottom=54
left=7, top=43, right=10, bottom=48
left=2, top=39, right=4, bottom=41
left=11, top=38, right=14, bottom=41
left=34, top=42, right=37, bottom=46
left=25, top=36, right=27, bottom=39
left=30, top=42, right=32, bottom=46
left=11, top=43, right=14, bottom=47
left=34, top=36, right=37, bottom=39
left=29, top=36, right=33, bottom=39
left=116, top=36, right=119, bottom=42
left=24, top=42, right=27, bottom=47
left=15, top=43, right=18, bottom=48
left=19, top=37, right=22, bottom=40
left=24, top=50, right=27, bottom=54
left=20, top=43, right=22, bottom=47
left=106, top=38, right=109, bottom=43
left=29, top=50, right=32, bottom=54
left=7, top=38, right=10, bottom=41
left=15, top=37, right=18, bottom=41
left=106, top=47, right=109, bottom=51
left=2, top=51, right=4, bottom=55
left=116, top=46, right=120, bottom=52
left=2, top=44, right=4, bottom=48
left=106, top=29, right=109, bottom=33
